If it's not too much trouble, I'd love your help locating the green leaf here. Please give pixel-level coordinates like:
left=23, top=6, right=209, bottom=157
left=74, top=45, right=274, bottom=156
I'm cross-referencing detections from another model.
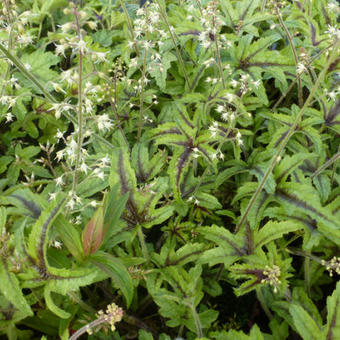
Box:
left=168, top=243, right=206, bottom=266
left=27, top=196, right=66, bottom=267
left=323, top=280, right=340, bottom=339
left=44, top=267, right=100, bottom=318
left=53, top=215, right=83, bottom=262
left=292, top=287, right=322, bottom=327
left=274, top=153, right=316, bottom=184
left=255, top=220, right=304, bottom=249
left=0, top=259, right=33, bottom=318
left=138, top=330, right=154, bottom=340
left=169, top=147, right=193, bottom=200
left=109, top=148, right=137, bottom=196
left=149, top=52, right=177, bottom=89
left=195, top=192, right=222, bottom=210
left=89, top=251, right=133, bottom=307
left=289, top=304, right=322, bottom=340
left=77, top=176, right=108, bottom=198
left=198, top=225, right=245, bottom=266
left=131, top=142, right=167, bottom=182
left=15, top=50, right=60, bottom=94
left=82, top=206, right=105, bottom=256
left=92, top=29, right=115, bottom=47
left=277, top=183, right=340, bottom=232
left=102, top=184, right=129, bottom=245
left=313, top=174, right=331, bottom=204
left=16, top=146, right=41, bottom=160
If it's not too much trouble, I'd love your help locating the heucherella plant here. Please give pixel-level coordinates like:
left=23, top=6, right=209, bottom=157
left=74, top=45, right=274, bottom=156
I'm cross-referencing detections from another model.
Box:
left=0, top=0, right=340, bottom=338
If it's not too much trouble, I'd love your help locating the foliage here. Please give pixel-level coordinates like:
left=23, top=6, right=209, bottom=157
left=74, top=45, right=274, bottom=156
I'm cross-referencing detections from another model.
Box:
left=0, top=0, right=339, bottom=339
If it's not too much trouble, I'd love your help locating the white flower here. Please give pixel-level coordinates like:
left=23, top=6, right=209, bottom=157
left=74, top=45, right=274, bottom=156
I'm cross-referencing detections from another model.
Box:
left=51, top=103, right=63, bottom=119
left=17, top=33, right=33, bottom=45
left=60, top=69, right=74, bottom=86
left=230, top=79, right=238, bottom=88
left=93, top=51, right=108, bottom=63
left=53, top=240, right=62, bottom=249
left=325, top=25, right=340, bottom=40
left=66, top=198, right=75, bottom=210
left=90, top=200, right=98, bottom=207
left=222, top=112, right=229, bottom=121
left=77, top=39, right=88, bottom=54
left=252, top=80, right=260, bottom=89
left=297, top=62, right=306, bottom=74
left=51, top=82, right=66, bottom=94
left=327, top=3, right=338, bottom=12
left=80, top=162, right=89, bottom=174
left=59, top=22, right=73, bottom=33
left=24, top=63, right=32, bottom=71
left=216, top=105, right=224, bottom=113
left=5, top=112, right=14, bottom=122
left=94, top=168, right=105, bottom=180
left=55, top=150, right=64, bottom=161
left=87, top=21, right=98, bottom=30
left=49, top=193, right=57, bottom=201
left=129, top=58, right=138, bottom=68
left=97, top=114, right=113, bottom=131
left=55, top=44, right=67, bottom=57
left=55, top=176, right=64, bottom=186
left=328, top=91, right=337, bottom=101
left=99, top=156, right=111, bottom=167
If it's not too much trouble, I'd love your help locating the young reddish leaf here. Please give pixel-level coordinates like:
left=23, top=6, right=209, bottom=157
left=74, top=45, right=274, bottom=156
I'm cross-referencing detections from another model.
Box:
left=82, top=206, right=104, bottom=256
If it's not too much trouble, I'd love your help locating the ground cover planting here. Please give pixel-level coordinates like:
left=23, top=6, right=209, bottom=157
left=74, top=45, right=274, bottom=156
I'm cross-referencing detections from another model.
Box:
left=0, top=0, right=339, bottom=339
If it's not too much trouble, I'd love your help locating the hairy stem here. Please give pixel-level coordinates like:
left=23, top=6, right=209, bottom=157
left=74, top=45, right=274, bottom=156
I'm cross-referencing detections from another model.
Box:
left=69, top=317, right=106, bottom=340
left=256, top=288, right=273, bottom=320
left=311, top=151, right=340, bottom=179
left=137, top=225, right=150, bottom=264
left=72, top=6, right=84, bottom=194
left=119, top=0, right=140, bottom=57
left=304, top=255, right=311, bottom=297
left=155, top=0, right=192, bottom=91
left=137, top=47, right=147, bottom=142
left=275, top=3, right=303, bottom=108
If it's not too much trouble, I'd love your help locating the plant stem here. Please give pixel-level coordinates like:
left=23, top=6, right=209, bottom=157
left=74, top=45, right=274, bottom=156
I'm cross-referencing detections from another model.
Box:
left=155, top=0, right=192, bottom=91
left=256, top=288, right=273, bottom=320
left=137, top=48, right=147, bottom=142
left=119, top=0, right=140, bottom=57
left=0, top=44, right=55, bottom=103
left=108, top=97, right=130, bottom=151
left=275, top=3, right=303, bottom=108
left=72, top=6, right=84, bottom=194
left=137, top=225, right=150, bottom=264
left=311, top=151, right=340, bottom=179
left=235, top=39, right=340, bottom=233
left=68, top=291, right=96, bottom=314
left=189, top=303, right=203, bottom=338
left=211, top=1, right=225, bottom=89
left=304, top=255, right=311, bottom=297
left=271, top=44, right=332, bottom=111
left=69, top=317, right=105, bottom=340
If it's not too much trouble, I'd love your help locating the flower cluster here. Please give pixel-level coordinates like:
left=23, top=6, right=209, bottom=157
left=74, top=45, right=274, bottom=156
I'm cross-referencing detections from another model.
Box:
left=97, top=303, right=124, bottom=332
left=261, top=265, right=282, bottom=293
left=321, top=257, right=340, bottom=277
